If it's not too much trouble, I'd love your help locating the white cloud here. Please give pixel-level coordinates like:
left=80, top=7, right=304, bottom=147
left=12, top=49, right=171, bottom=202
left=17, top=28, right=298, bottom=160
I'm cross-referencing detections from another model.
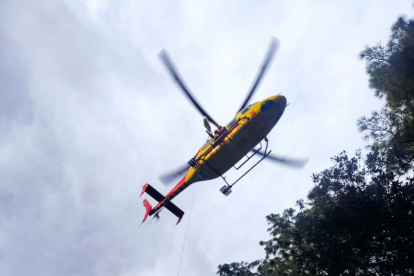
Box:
left=0, top=0, right=412, bottom=275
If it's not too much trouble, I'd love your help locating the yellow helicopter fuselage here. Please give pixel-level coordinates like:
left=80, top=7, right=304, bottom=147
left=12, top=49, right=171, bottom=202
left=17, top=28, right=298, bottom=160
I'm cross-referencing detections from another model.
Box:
left=187, top=94, right=286, bottom=183
left=160, top=94, right=287, bottom=206
left=140, top=38, right=293, bottom=224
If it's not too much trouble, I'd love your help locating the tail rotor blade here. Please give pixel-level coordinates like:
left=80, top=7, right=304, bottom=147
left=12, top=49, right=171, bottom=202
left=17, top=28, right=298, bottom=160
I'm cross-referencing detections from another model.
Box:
left=253, top=150, right=308, bottom=169
left=158, top=50, right=221, bottom=129
left=237, top=37, right=279, bottom=114
left=149, top=208, right=164, bottom=224
left=158, top=164, right=190, bottom=186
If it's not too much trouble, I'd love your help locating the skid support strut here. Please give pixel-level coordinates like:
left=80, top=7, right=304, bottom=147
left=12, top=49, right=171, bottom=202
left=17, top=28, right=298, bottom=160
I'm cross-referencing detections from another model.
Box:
left=218, top=137, right=272, bottom=196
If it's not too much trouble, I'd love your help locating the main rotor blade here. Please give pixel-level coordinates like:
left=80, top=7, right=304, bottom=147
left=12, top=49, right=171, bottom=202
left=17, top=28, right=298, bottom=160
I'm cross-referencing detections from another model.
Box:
left=159, top=50, right=220, bottom=128
left=253, top=150, right=308, bottom=169
left=158, top=164, right=190, bottom=187
left=237, top=37, right=279, bottom=114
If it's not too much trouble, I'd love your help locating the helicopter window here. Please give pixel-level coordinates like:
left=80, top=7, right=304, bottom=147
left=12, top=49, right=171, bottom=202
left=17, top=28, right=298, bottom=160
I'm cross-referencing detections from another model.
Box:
left=226, top=117, right=237, bottom=129
left=201, top=138, right=213, bottom=150
left=260, top=100, right=275, bottom=112
left=240, top=104, right=254, bottom=115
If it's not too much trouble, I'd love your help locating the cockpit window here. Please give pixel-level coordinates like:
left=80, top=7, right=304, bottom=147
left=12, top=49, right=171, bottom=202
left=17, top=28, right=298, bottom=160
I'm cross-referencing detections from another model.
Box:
left=260, top=100, right=275, bottom=112
left=200, top=138, right=213, bottom=150
left=226, top=117, right=237, bottom=129
left=240, top=104, right=254, bottom=115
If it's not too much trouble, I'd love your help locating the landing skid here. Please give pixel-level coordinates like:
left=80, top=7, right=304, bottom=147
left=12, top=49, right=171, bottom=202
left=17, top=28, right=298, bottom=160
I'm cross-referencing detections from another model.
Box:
left=205, top=137, right=272, bottom=196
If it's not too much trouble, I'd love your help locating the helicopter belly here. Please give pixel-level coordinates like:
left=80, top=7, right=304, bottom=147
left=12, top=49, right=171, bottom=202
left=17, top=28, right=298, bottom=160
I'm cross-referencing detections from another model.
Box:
left=185, top=118, right=275, bottom=184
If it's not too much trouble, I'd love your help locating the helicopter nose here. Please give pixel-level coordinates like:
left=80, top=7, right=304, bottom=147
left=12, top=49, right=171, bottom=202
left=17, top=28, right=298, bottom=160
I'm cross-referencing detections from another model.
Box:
left=276, top=95, right=287, bottom=106
left=271, top=95, right=287, bottom=108
left=260, top=95, right=287, bottom=112
left=259, top=95, right=287, bottom=125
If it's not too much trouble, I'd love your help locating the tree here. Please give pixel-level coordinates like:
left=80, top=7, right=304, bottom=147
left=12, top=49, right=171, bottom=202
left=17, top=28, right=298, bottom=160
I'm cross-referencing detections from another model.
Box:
left=358, top=16, right=414, bottom=168
left=359, top=16, right=414, bottom=109
left=217, top=150, right=414, bottom=275
left=357, top=107, right=413, bottom=173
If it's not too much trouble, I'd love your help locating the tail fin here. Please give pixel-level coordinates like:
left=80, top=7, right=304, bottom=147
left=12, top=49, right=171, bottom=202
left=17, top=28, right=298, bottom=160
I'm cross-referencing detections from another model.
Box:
left=140, top=183, right=184, bottom=224
left=142, top=199, right=152, bottom=223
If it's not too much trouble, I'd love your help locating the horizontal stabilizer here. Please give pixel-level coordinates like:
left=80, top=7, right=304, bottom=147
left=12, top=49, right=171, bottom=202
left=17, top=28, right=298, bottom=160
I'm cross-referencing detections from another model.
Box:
left=165, top=201, right=184, bottom=224
left=140, top=183, right=185, bottom=224
left=140, top=183, right=164, bottom=202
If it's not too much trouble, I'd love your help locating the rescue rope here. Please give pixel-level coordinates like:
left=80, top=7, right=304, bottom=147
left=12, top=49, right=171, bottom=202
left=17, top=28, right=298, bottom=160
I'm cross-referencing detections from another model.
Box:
left=177, top=185, right=197, bottom=276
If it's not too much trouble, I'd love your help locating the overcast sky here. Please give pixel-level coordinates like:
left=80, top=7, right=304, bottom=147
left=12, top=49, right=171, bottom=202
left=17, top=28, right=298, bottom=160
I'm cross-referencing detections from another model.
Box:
left=1, top=1, right=413, bottom=275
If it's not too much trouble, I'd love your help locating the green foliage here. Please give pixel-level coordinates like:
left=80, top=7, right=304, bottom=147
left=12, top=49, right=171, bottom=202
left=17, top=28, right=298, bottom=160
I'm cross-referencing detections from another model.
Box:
left=304, top=150, right=414, bottom=275
left=217, top=262, right=259, bottom=276
left=358, top=16, right=414, bottom=165
left=217, top=150, right=414, bottom=275
left=359, top=16, right=414, bottom=109
left=357, top=108, right=414, bottom=172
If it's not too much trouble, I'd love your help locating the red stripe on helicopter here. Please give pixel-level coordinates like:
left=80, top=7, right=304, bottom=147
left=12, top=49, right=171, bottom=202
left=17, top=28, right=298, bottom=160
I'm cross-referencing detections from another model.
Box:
left=170, top=175, right=186, bottom=195
left=209, top=145, right=221, bottom=157
left=228, top=120, right=245, bottom=137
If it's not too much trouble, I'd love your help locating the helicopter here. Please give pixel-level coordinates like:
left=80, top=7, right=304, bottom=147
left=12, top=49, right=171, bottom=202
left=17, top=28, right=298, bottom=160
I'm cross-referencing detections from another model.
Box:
left=140, top=37, right=307, bottom=225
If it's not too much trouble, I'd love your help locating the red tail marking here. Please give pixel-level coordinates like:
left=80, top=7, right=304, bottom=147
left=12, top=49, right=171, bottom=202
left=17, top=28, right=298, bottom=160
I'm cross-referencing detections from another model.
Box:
left=142, top=199, right=152, bottom=223
left=140, top=184, right=149, bottom=197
